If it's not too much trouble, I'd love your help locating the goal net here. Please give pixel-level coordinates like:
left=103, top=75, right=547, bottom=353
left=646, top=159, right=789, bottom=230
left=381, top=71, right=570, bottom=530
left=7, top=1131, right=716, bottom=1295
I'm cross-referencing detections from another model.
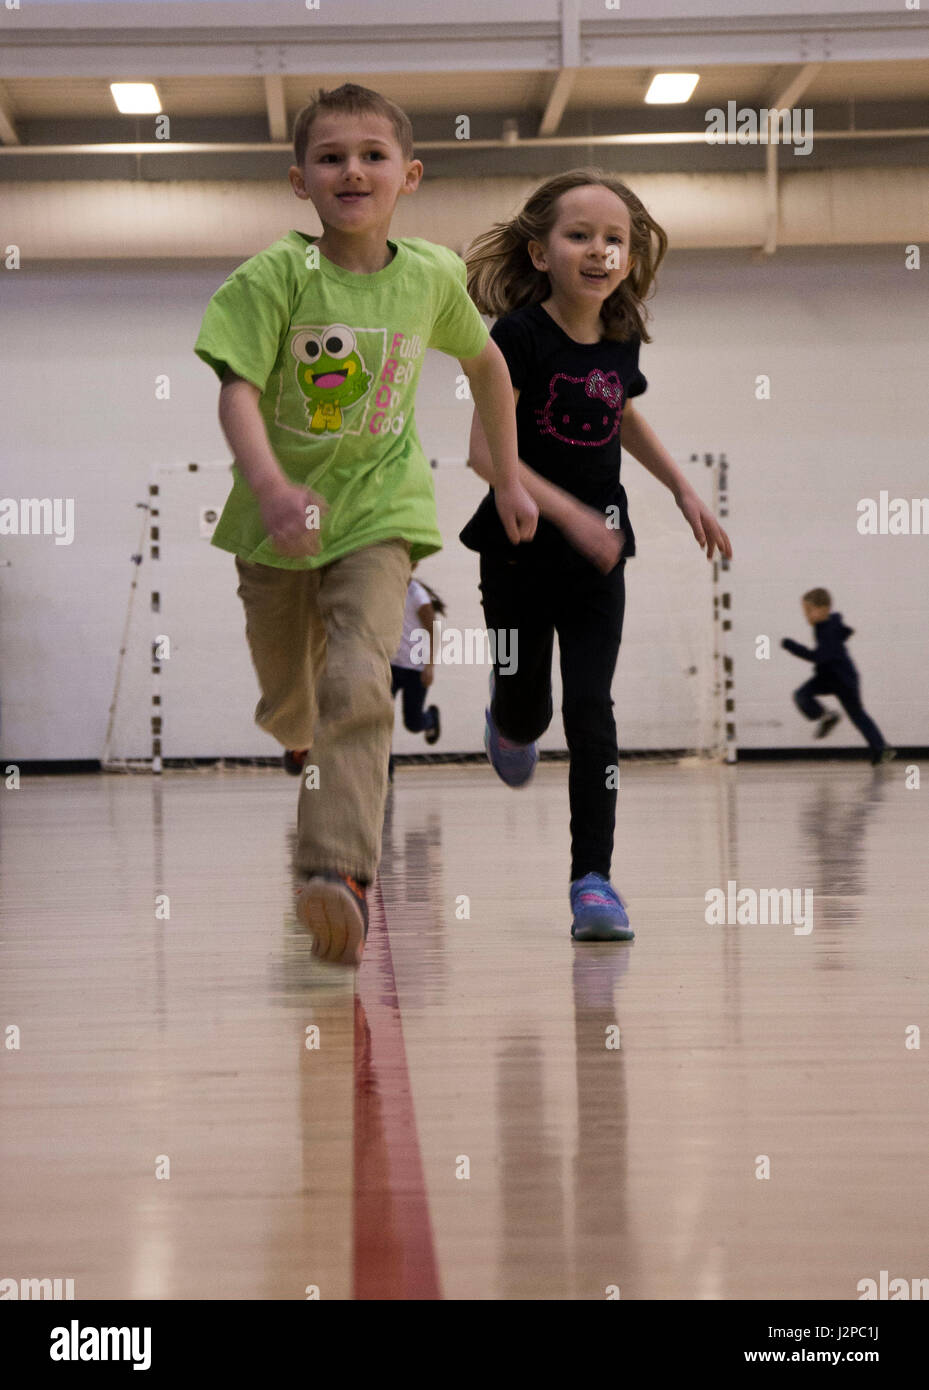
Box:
left=102, top=453, right=730, bottom=772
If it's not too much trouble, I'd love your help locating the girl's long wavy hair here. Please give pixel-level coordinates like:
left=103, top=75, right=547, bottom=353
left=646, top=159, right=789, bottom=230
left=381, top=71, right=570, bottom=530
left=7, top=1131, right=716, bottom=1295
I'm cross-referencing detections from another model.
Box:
left=465, top=169, right=668, bottom=343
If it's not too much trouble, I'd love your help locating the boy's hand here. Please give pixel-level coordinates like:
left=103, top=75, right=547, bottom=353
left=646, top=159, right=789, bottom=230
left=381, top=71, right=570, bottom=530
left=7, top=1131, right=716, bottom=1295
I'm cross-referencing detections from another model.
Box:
left=259, top=479, right=330, bottom=558
left=676, top=486, right=733, bottom=562
left=560, top=503, right=626, bottom=573
left=420, top=664, right=435, bottom=688
left=493, top=480, right=538, bottom=545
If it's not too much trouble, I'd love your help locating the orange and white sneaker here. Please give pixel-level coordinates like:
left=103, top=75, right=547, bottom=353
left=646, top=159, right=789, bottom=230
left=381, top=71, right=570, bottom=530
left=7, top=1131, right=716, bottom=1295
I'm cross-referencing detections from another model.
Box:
left=295, top=872, right=369, bottom=967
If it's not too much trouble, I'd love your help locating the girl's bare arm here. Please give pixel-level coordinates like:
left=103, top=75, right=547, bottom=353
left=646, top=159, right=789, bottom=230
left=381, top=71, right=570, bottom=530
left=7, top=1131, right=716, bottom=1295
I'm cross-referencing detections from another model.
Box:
left=621, top=402, right=733, bottom=561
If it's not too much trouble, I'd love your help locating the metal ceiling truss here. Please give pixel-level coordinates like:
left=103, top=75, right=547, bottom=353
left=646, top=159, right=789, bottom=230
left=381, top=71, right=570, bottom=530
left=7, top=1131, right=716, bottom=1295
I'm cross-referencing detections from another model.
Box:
left=1, top=8, right=927, bottom=81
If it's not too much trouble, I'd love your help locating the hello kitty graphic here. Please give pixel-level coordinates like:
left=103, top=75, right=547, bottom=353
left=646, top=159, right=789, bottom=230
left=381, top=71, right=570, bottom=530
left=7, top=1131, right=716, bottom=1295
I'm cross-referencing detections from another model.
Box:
left=536, top=368, right=625, bottom=447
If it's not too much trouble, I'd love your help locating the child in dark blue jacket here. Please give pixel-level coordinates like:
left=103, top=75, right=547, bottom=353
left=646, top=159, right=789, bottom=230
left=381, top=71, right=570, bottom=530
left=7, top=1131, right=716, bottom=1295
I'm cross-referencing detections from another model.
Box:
left=782, top=587, right=894, bottom=766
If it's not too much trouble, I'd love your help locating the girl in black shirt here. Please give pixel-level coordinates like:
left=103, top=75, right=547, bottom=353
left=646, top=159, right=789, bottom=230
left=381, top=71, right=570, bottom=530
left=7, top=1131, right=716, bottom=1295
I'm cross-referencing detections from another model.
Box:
left=461, top=168, right=732, bottom=941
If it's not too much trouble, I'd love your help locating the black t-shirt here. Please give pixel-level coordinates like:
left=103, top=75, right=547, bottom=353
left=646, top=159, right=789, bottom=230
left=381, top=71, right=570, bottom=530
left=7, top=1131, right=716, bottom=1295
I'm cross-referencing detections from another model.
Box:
left=459, top=300, right=647, bottom=567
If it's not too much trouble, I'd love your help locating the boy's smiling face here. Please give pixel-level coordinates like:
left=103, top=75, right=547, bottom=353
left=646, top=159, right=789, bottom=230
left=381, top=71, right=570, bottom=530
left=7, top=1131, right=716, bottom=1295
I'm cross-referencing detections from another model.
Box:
left=289, top=113, right=422, bottom=234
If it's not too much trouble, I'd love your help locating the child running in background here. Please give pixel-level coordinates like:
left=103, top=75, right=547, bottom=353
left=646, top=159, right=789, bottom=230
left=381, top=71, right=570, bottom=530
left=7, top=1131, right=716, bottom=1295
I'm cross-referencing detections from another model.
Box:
left=194, top=83, right=536, bottom=967
left=460, top=168, right=732, bottom=943
left=782, top=587, right=894, bottom=766
left=388, top=566, right=444, bottom=781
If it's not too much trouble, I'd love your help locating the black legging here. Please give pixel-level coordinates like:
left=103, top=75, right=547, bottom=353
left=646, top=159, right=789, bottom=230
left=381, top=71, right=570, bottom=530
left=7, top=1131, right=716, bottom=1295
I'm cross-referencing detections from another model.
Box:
left=478, top=549, right=626, bottom=882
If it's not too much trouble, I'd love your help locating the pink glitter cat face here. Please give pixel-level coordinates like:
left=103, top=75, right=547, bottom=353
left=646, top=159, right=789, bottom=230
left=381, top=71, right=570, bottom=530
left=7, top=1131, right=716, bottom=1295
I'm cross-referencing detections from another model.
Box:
left=537, top=370, right=625, bottom=446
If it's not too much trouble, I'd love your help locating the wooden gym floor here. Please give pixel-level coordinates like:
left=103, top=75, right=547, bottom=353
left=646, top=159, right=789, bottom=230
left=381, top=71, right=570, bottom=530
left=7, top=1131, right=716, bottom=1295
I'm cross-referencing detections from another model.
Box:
left=1, top=760, right=925, bottom=1300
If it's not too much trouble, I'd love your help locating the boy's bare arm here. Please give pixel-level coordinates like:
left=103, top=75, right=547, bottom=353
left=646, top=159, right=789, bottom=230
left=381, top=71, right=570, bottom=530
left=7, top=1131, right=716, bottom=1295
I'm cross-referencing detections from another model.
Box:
left=218, top=370, right=291, bottom=501
left=458, top=340, right=537, bottom=543
left=218, top=368, right=328, bottom=558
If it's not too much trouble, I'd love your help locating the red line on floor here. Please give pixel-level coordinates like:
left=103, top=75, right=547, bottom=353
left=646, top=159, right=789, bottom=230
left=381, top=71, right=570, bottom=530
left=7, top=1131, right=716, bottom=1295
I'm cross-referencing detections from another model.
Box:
left=352, top=876, right=442, bottom=1300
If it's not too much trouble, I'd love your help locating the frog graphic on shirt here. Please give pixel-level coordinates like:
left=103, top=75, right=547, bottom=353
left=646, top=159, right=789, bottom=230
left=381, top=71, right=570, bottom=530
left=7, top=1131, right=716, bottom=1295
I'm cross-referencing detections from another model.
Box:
left=291, top=324, right=372, bottom=433
left=537, top=368, right=625, bottom=447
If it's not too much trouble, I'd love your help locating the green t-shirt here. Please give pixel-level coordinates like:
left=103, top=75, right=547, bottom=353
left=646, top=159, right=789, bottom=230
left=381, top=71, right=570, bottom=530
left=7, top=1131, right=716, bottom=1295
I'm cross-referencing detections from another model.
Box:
left=194, top=231, right=490, bottom=569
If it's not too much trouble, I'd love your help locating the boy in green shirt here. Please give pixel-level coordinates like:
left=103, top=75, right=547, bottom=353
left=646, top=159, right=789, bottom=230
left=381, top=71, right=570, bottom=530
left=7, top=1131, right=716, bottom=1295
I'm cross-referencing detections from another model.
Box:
left=195, top=83, right=536, bottom=966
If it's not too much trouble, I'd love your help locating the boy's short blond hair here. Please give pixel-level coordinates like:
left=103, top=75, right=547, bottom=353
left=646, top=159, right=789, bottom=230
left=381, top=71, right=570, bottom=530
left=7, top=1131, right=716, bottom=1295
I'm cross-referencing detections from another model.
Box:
left=292, top=83, right=414, bottom=168
left=803, top=587, right=831, bottom=609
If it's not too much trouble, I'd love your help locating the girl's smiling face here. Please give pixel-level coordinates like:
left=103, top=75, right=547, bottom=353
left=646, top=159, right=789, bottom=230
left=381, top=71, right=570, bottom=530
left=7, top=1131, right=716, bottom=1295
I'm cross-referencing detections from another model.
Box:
left=528, top=184, right=635, bottom=300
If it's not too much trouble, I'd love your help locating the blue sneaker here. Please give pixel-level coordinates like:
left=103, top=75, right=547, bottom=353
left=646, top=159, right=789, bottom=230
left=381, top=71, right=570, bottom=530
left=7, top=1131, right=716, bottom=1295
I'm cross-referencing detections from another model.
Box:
left=484, top=672, right=537, bottom=788
left=570, top=873, right=634, bottom=942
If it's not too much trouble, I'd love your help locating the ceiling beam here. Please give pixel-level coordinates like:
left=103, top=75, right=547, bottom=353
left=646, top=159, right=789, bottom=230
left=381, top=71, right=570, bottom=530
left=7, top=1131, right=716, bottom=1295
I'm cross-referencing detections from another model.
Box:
left=765, top=62, right=823, bottom=116
left=263, top=74, right=288, bottom=143
left=761, top=63, right=822, bottom=256
left=536, top=0, right=582, bottom=136
left=538, top=68, right=578, bottom=138
left=0, top=84, right=20, bottom=145
left=0, top=13, right=925, bottom=79
left=2, top=128, right=926, bottom=158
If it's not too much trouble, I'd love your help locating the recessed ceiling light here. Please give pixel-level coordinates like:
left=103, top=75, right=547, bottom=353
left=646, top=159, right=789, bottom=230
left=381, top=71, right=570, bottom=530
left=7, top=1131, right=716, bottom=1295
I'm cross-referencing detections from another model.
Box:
left=110, top=83, right=162, bottom=114
left=644, top=74, right=700, bottom=104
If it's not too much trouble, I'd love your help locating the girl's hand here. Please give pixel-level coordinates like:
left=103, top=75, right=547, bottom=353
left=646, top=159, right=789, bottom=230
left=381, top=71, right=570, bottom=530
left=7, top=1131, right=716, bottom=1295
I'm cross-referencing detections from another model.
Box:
left=420, top=664, right=435, bottom=689
left=260, top=479, right=330, bottom=558
left=677, top=487, right=733, bottom=561
left=560, top=503, right=626, bottom=573
left=494, top=480, right=538, bottom=545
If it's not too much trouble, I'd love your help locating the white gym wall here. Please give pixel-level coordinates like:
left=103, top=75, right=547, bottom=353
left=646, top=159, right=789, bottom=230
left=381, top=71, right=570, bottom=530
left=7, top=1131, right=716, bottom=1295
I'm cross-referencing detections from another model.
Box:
left=0, top=241, right=925, bottom=760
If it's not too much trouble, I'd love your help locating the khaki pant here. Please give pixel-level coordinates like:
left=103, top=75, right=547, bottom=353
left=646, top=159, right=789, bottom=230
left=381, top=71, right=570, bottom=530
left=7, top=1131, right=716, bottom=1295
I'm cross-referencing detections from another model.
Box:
left=234, top=539, right=412, bottom=883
